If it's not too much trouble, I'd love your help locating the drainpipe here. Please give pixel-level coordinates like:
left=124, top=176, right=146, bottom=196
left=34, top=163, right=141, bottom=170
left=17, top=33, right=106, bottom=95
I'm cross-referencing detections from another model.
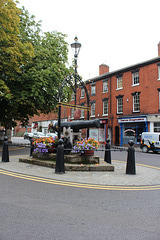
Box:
left=109, top=77, right=113, bottom=145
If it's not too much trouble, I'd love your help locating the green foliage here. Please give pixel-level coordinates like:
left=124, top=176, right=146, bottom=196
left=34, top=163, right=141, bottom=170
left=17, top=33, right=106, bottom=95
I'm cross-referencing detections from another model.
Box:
left=0, top=0, right=73, bottom=129
left=18, top=31, right=71, bottom=120
left=0, top=0, right=34, bottom=76
left=18, top=6, right=42, bottom=46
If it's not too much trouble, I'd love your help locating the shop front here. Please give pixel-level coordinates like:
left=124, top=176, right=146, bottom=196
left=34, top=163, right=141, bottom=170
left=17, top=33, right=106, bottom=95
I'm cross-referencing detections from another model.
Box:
left=89, top=119, right=107, bottom=144
left=147, top=115, right=160, bottom=132
left=118, top=116, right=148, bottom=146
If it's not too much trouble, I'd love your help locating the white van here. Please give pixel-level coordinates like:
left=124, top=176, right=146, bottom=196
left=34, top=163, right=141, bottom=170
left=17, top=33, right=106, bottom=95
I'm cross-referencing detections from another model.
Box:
left=140, top=132, right=160, bottom=153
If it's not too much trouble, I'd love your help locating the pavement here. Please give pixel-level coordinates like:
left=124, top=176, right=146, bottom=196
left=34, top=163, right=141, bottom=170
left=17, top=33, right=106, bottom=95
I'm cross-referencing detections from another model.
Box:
left=1, top=154, right=160, bottom=187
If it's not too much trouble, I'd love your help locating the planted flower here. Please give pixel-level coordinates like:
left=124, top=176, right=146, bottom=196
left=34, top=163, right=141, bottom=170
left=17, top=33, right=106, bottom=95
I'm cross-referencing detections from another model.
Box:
left=73, top=138, right=100, bottom=155
left=34, top=142, right=49, bottom=157
left=33, top=136, right=58, bottom=156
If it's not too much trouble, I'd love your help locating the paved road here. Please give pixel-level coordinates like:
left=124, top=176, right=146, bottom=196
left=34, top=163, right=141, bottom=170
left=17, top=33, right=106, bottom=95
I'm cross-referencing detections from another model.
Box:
left=0, top=167, right=160, bottom=240
left=0, top=137, right=160, bottom=239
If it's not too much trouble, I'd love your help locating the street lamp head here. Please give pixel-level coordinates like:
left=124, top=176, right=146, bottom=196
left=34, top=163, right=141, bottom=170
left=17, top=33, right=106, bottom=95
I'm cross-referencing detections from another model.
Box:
left=71, top=36, right=81, bottom=58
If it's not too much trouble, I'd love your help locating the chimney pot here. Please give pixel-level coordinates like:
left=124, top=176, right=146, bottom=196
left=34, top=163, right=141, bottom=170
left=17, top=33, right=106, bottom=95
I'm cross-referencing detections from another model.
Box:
left=99, top=64, right=109, bottom=75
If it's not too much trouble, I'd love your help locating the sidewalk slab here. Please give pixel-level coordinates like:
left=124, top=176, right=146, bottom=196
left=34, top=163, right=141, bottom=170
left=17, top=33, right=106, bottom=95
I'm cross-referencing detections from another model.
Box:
left=1, top=155, right=160, bottom=186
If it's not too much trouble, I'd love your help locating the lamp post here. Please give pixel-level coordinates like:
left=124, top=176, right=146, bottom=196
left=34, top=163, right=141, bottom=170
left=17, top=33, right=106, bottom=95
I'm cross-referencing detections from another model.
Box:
left=71, top=37, right=90, bottom=138
left=71, top=36, right=81, bottom=106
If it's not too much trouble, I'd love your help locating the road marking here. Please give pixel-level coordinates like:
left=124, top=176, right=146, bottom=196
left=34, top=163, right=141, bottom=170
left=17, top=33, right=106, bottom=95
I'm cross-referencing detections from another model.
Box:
left=0, top=147, right=26, bottom=152
left=0, top=168, right=160, bottom=191
left=9, top=147, right=26, bottom=150
left=1, top=155, right=160, bottom=191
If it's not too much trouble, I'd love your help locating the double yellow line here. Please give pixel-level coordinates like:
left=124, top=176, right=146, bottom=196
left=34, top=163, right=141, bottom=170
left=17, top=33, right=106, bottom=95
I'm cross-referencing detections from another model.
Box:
left=0, top=168, right=160, bottom=191
left=0, top=147, right=25, bottom=152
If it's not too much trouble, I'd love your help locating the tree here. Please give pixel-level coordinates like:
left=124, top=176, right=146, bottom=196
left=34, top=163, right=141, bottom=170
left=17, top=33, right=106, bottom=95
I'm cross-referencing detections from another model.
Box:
left=18, top=6, right=42, bottom=46
left=14, top=30, right=72, bottom=126
left=0, top=0, right=34, bottom=129
left=0, top=0, right=34, bottom=88
left=0, top=1, right=72, bottom=130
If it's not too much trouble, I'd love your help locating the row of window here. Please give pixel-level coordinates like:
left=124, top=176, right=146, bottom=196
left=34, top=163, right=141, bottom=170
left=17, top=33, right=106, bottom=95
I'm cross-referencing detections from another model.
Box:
left=79, top=71, right=140, bottom=98
left=70, top=66, right=160, bottom=118
left=77, top=66, right=160, bottom=98
left=117, top=93, right=140, bottom=114
left=70, top=93, right=141, bottom=119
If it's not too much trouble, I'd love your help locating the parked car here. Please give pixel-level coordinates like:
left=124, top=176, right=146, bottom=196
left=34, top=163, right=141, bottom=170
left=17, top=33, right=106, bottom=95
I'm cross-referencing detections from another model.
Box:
left=32, top=132, right=46, bottom=138
left=140, top=132, right=160, bottom=153
left=23, top=132, right=33, bottom=139
left=46, top=133, right=57, bottom=138
left=24, top=132, right=46, bottom=139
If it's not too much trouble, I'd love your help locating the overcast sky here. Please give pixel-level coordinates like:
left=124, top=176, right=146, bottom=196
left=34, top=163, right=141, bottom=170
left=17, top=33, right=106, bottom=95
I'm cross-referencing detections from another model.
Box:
left=18, top=0, right=160, bottom=80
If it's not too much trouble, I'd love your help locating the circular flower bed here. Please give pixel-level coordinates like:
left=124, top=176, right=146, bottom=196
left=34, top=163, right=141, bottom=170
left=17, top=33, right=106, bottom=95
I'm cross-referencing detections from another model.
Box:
left=73, top=138, right=100, bottom=154
left=33, top=136, right=58, bottom=157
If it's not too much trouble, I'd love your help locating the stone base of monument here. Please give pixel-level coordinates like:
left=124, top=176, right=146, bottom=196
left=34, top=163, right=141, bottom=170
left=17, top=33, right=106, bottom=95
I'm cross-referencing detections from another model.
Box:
left=32, top=152, right=99, bottom=164
left=19, top=153, right=114, bottom=172
left=65, top=153, right=99, bottom=164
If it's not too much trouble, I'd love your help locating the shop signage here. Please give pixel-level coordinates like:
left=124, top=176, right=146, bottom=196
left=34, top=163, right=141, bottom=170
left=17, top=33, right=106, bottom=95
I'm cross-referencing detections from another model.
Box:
left=147, top=115, right=160, bottom=122
left=118, top=117, right=147, bottom=123
left=100, top=120, right=107, bottom=124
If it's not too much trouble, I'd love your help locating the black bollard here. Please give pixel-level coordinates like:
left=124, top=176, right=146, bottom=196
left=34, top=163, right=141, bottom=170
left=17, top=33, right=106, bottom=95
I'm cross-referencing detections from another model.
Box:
left=104, top=138, right=111, bottom=164
left=55, top=139, right=65, bottom=174
left=126, top=140, right=136, bottom=174
left=2, top=136, right=9, bottom=162
left=29, top=137, right=34, bottom=157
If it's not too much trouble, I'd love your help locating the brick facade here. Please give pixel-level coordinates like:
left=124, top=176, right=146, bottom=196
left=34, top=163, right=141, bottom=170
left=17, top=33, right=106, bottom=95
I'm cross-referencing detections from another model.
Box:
left=80, top=57, right=160, bottom=145
left=15, top=47, right=160, bottom=145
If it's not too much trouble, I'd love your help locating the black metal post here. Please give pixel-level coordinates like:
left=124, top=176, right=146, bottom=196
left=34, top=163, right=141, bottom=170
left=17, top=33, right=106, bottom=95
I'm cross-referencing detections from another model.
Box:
left=74, top=58, right=77, bottom=107
left=29, top=137, right=34, bottom=157
left=58, top=104, right=61, bottom=139
left=2, top=136, right=9, bottom=162
left=104, top=138, right=111, bottom=164
left=55, top=139, right=65, bottom=174
left=126, top=140, right=136, bottom=174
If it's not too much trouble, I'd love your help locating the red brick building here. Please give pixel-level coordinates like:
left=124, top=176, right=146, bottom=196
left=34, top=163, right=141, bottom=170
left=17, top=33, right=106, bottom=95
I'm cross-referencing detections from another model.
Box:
left=15, top=43, right=160, bottom=146
left=68, top=44, right=160, bottom=146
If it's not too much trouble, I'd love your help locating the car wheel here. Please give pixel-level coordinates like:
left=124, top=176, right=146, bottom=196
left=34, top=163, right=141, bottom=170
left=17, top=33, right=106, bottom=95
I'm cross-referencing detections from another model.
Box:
left=142, top=145, right=148, bottom=153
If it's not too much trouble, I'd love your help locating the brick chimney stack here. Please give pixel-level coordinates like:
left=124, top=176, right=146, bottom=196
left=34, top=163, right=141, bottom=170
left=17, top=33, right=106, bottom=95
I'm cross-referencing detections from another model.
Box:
left=158, top=42, right=160, bottom=56
left=99, top=64, right=109, bottom=75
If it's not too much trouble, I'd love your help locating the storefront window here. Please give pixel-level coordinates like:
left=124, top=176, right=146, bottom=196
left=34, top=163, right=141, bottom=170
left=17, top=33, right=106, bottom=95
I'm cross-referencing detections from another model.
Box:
left=89, top=127, right=105, bottom=142
left=154, top=122, right=160, bottom=132
left=123, top=123, right=145, bottom=144
left=123, top=128, right=136, bottom=143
